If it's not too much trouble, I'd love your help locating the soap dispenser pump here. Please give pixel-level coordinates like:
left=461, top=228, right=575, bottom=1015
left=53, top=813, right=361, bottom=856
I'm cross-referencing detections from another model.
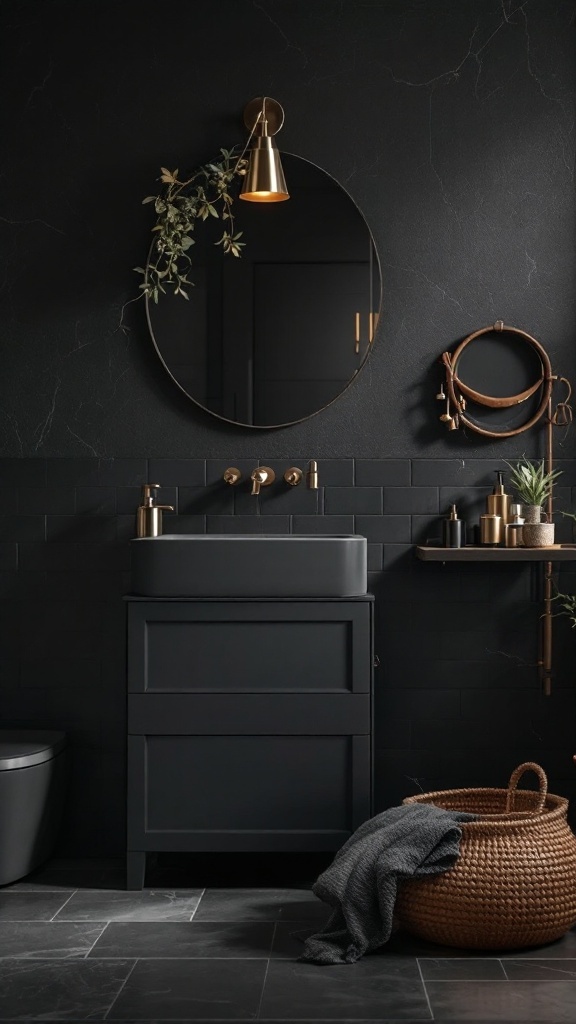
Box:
left=136, top=484, right=174, bottom=538
left=487, top=470, right=511, bottom=526
left=443, top=504, right=464, bottom=548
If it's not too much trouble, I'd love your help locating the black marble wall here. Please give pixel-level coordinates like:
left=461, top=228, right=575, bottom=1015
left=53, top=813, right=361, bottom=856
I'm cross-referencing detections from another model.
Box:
left=1, top=0, right=575, bottom=854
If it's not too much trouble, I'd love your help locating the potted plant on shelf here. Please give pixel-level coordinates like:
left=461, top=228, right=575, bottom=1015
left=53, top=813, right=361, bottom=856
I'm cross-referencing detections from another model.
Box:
left=505, top=458, right=563, bottom=547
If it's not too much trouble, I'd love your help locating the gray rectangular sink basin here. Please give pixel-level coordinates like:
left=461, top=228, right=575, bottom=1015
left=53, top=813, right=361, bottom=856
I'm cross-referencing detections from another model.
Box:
left=130, top=534, right=367, bottom=598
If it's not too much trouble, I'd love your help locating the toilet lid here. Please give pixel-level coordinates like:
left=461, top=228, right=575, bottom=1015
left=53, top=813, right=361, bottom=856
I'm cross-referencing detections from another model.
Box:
left=0, top=731, right=67, bottom=770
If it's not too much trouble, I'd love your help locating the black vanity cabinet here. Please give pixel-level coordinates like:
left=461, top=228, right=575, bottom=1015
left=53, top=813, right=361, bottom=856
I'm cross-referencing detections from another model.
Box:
left=126, top=597, right=374, bottom=889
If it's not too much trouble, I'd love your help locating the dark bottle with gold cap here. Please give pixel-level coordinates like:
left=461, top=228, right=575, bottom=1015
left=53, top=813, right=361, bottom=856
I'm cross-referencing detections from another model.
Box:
left=443, top=504, right=464, bottom=548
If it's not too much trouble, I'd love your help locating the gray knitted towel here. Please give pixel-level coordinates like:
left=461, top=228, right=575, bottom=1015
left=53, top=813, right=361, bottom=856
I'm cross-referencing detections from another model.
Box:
left=299, top=803, right=476, bottom=965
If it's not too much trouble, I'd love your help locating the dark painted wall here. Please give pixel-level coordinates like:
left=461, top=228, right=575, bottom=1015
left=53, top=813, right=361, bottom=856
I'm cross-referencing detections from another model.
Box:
left=1, top=0, right=575, bottom=855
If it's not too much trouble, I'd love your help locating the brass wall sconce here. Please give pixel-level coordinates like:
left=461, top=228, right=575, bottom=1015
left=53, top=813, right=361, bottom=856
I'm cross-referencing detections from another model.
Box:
left=239, top=96, right=289, bottom=203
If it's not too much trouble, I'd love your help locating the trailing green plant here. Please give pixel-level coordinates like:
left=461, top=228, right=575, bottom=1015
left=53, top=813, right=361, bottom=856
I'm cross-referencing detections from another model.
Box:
left=552, top=588, right=576, bottom=628
left=504, top=457, right=562, bottom=507
left=134, top=148, right=248, bottom=304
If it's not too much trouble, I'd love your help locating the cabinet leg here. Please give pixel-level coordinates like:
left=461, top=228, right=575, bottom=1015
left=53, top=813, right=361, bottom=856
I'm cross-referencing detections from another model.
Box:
left=126, top=851, right=146, bottom=890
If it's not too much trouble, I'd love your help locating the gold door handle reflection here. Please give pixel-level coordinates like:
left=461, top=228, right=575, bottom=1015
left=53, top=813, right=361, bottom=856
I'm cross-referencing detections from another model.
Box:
left=355, top=312, right=379, bottom=353
left=369, top=311, right=379, bottom=343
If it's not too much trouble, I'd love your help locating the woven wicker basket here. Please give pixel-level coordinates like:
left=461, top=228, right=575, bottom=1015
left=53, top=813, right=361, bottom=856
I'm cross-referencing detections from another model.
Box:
left=395, top=762, right=576, bottom=950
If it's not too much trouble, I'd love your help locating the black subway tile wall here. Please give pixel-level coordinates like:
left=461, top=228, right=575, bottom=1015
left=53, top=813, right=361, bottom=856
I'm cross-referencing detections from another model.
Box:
left=0, top=456, right=575, bottom=855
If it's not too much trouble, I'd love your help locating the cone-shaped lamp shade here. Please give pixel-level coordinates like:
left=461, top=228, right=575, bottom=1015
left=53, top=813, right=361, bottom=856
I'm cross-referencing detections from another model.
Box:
left=240, top=137, right=289, bottom=202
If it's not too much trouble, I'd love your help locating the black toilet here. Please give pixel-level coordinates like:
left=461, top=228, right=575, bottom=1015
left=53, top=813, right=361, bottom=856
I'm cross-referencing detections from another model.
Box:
left=0, top=730, right=67, bottom=886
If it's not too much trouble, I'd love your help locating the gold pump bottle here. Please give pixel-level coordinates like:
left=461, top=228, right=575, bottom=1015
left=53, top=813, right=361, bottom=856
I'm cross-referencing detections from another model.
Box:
left=487, top=470, right=511, bottom=532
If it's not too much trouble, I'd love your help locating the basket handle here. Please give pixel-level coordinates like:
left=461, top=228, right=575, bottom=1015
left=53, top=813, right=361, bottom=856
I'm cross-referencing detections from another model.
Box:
left=506, top=761, right=547, bottom=814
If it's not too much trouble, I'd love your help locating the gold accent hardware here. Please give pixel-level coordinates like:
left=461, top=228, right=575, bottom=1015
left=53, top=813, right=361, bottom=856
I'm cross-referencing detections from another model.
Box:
left=355, top=312, right=360, bottom=354
left=223, top=467, right=242, bottom=485
left=239, top=97, right=289, bottom=203
left=439, top=397, right=452, bottom=423
left=140, top=483, right=160, bottom=507
left=250, top=466, right=275, bottom=495
left=136, top=483, right=174, bottom=538
left=306, top=460, right=319, bottom=490
left=369, top=312, right=379, bottom=343
left=284, top=467, right=303, bottom=487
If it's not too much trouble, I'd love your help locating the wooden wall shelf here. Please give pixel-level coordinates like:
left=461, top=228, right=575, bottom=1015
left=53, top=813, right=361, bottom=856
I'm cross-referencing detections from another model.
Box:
left=416, top=545, right=576, bottom=562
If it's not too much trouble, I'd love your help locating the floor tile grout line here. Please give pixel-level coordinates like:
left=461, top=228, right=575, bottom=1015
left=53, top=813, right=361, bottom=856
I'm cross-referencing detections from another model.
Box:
left=101, top=956, right=139, bottom=1021
left=75, top=954, right=285, bottom=959
left=81, top=921, right=110, bottom=958
left=416, top=956, right=435, bottom=1020
left=255, top=956, right=271, bottom=1020
left=48, top=890, right=78, bottom=922
left=189, top=887, right=206, bottom=920
left=0, top=890, right=77, bottom=895
left=270, top=920, right=279, bottom=958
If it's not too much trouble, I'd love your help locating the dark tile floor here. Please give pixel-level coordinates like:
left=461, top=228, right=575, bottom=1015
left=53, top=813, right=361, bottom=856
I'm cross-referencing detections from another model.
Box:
left=1, top=855, right=576, bottom=1021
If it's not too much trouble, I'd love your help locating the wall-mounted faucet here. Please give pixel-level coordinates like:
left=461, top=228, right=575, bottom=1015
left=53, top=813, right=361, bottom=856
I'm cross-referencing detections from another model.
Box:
left=136, top=484, right=174, bottom=538
left=250, top=466, right=275, bottom=495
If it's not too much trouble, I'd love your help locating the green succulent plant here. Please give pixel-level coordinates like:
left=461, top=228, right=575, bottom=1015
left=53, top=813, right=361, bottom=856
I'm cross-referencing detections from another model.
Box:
left=135, top=148, right=248, bottom=304
left=505, top=458, right=562, bottom=507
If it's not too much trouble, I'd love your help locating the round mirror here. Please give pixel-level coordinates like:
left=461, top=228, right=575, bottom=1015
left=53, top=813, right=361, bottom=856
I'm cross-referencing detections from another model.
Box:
left=146, top=153, right=381, bottom=428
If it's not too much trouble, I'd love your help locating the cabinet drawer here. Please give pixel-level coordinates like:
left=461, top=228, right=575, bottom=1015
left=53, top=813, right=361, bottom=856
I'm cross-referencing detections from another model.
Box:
left=128, top=733, right=371, bottom=849
left=128, top=693, right=371, bottom=735
left=128, top=602, right=371, bottom=693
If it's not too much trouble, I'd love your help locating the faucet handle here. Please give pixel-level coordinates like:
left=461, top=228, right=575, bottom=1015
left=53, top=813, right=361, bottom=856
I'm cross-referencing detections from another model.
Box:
left=250, top=466, right=276, bottom=495
left=284, top=467, right=303, bottom=487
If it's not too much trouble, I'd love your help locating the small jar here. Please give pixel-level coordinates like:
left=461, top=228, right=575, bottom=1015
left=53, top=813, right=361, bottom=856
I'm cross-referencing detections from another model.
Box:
left=505, top=504, right=525, bottom=548
left=480, top=513, right=502, bottom=546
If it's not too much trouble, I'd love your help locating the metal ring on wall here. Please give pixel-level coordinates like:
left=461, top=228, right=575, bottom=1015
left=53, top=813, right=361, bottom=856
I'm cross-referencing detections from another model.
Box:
left=442, top=321, right=554, bottom=438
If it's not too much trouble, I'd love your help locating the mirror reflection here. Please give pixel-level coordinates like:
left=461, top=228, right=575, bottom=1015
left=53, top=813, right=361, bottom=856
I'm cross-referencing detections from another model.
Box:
left=147, top=153, right=381, bottom=428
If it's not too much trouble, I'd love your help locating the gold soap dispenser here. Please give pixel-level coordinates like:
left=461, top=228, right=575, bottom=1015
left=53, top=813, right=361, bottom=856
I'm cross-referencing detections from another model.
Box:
left=487, top=471, right=511, bottom=528
left=136, top=484, right=174, bottom=538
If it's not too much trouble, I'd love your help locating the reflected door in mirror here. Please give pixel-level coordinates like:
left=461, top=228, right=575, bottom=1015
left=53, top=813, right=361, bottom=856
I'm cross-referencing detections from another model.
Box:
left=146, top=153, right=381, bottom=428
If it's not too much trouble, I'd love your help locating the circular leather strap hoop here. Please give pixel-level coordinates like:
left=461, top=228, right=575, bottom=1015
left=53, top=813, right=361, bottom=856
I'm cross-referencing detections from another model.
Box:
left=442, top=322, right=553, bottom=438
